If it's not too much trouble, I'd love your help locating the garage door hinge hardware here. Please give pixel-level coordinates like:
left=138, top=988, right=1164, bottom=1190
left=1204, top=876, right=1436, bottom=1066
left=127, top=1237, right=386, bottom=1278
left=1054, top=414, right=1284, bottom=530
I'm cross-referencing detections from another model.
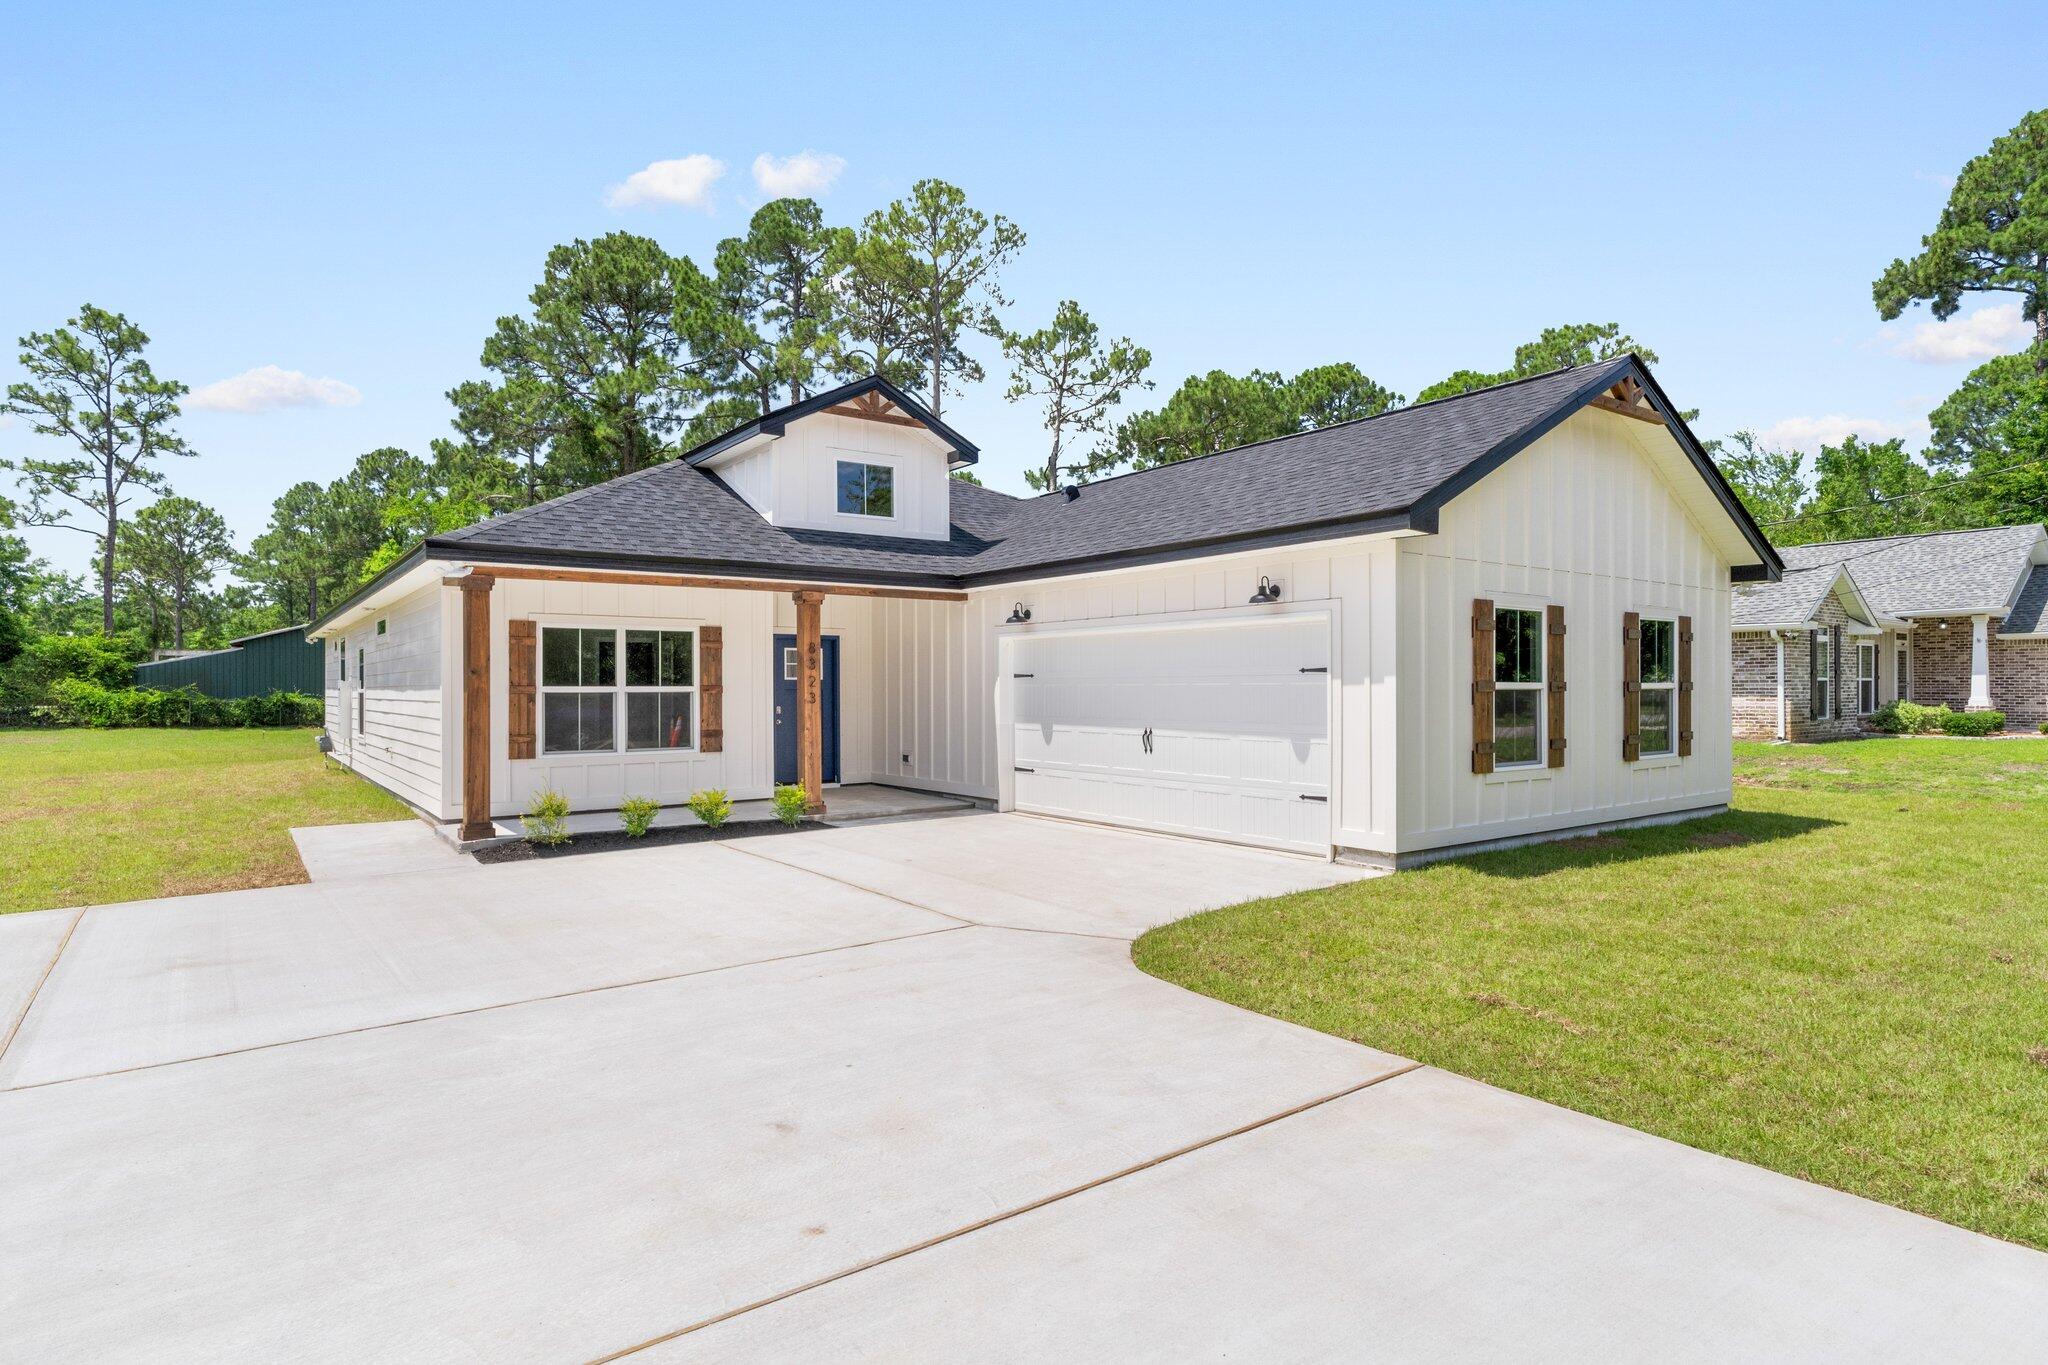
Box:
left=1298, top=666, right=1328, bottom=673
left=1299, top=794, right=1328, bottom=802
left=1013, top=765, right=1036, bottom=774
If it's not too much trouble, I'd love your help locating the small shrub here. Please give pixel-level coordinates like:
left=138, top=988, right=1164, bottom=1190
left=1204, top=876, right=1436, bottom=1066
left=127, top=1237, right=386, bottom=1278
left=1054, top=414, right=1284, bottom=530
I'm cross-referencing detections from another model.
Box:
left=1868, top=700, right=1949, bottom=734
left=619, top=795, right=661, bottom=838
left=1940, top=709, right=2005, bottom=737
left=686, top=788, right=734, bottom=829
left=772, top=783, right=810, bottom=827
left=240, top=690, right=324, bottom=727
left=522, top=788, right=572, bottom=845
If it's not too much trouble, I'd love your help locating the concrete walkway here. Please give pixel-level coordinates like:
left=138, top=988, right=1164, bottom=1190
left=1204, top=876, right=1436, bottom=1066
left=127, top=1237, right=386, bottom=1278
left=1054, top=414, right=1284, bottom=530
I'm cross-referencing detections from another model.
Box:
left=2, top=812, right=2043, bottom=1361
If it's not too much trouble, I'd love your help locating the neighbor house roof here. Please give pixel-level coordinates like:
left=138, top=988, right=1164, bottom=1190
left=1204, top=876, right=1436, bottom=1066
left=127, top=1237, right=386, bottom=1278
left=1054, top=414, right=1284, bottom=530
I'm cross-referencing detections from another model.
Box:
left=2004, top=564, right=2048, bottom=635
left=1768, top=524, right=2047, bottom=620
left=313, top=356, right=1780, bottom=631
left=1730, top=561, right=1889, bottom=631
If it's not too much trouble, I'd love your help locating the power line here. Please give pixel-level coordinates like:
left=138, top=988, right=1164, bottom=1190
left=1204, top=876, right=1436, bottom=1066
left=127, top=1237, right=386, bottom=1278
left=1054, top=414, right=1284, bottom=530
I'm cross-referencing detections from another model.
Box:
left=1755, top=451, right=2048, bottom=530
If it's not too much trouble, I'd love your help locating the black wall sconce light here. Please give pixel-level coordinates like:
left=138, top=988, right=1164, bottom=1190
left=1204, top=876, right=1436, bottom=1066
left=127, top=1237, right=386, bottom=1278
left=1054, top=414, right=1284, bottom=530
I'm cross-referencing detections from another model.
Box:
left=1006, top=602, right=1033, bottom=624
left=1249, top=576, right=1282, bottom=604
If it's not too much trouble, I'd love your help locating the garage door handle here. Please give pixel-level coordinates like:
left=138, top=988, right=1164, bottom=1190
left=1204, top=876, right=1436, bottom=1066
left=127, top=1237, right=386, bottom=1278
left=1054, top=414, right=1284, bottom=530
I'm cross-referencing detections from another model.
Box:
left=1299, top=794, right=1328, bottom=803
left=1012, top=672, right=1035, bottom=678
left=1299, top=666, right=1328, bottom=673
left=1013, top=766, right=1036, bottom=774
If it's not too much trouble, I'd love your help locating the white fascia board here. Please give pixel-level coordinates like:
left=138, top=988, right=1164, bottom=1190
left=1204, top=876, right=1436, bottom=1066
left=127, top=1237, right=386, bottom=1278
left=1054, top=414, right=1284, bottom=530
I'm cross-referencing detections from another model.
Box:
left=307, top=559, right=453, bottom=639
left=693, top=429, right=780, bottom=470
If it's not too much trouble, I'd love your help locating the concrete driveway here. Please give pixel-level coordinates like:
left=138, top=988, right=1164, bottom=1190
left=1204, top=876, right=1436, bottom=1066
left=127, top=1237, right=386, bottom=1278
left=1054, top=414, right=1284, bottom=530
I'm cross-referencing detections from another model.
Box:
left=2, top=811, right=2043, bottom=1361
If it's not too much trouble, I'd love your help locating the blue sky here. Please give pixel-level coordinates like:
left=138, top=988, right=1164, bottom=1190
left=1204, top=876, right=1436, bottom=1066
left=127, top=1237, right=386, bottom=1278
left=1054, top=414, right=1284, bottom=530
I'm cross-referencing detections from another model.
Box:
left=4, top=0, right=2044, bottom=578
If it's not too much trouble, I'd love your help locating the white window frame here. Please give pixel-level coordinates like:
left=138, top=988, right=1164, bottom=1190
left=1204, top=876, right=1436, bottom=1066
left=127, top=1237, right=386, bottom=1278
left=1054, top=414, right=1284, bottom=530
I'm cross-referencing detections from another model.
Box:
left=1492, top=602, right=1547, bottom=771
left=1812, top=632, right=1832, bottom=720
left=538, top=623, right=700, bottom=758
left=1638, top=614, right=1678, bottom=757
left=1857, top=641, right=1877, bottom=715
left=834, top=459, right=897, bottom=520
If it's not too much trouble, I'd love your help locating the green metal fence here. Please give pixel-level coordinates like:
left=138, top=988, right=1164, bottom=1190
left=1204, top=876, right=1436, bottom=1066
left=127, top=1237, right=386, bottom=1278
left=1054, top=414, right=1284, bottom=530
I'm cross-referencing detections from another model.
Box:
left=132, top=625, right=323, bottom=699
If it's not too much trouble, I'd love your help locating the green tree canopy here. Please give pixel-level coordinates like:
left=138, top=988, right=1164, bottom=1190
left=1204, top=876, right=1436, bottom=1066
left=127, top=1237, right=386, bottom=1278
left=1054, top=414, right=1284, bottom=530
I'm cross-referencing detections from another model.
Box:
left=1875, top=110, right=2048, bottom=372
left=1, top=304, right=194, bottom=632
left=457, top=233, right=704, bottom=490
left=119, top=495, right=232, bottom=648
left=1415, top=324, right=1658, bottom=404
left=1100, top=363, right=1402, bottom=475
left=1715, top=432, right=1808, bottom=534
left=852, top=179, right=1024, bottom=419
left=1001, top=300, right=1152, bottom=491
left=1792, top=436, right=1950, bottom=545
left=681, top=199, right=850, bottom=412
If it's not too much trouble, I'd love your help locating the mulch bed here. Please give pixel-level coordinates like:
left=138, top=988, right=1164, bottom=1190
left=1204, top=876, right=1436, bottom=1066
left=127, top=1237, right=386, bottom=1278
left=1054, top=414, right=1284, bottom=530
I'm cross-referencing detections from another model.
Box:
left=472, top=818, right=817, bottom=864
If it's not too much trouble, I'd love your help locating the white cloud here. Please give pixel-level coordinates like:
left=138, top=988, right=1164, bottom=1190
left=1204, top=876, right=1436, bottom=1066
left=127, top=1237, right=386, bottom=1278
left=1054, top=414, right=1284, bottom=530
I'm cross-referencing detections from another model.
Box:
left=187, top=365, right=361, bottom=414
left=751, top=150, right=846, bottom=198
left=606, top=154, right=726, bottom=210
left=1880, top=302, right=2031, bottom=365
left=1753, top=414, right=1924, bottom=454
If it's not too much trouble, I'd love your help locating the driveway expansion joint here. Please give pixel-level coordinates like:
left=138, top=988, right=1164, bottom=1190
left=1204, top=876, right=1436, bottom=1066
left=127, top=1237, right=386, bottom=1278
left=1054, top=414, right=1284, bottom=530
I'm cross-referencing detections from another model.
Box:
left=586, top=1060, right=1427, bottom=1361
left=0, top=906, right=88, bottom=1070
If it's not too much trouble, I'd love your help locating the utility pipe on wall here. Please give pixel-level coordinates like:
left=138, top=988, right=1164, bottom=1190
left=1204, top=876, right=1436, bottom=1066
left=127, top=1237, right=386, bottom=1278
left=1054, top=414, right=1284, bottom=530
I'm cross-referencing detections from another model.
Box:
left=1774, top=630, right=1787, bottom=742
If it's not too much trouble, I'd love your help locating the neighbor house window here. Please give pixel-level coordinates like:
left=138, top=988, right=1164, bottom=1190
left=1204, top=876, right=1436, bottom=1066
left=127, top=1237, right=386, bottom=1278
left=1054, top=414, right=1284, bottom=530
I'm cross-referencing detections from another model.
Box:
left=836, top=460, right=894, bottom=517
left=540, top=625, right=697, bottom=755
left=1637, top=617, right=1677, bottom=756
left=1858, top=642, right=1877, bottom=714
left=1493, top=606, right=1545, bottom=767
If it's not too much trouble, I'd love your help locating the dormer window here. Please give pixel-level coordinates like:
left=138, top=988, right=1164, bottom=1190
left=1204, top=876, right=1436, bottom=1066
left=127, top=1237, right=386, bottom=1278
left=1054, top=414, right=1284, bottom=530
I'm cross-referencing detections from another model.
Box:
left=836, top=460, right=895, bottom=518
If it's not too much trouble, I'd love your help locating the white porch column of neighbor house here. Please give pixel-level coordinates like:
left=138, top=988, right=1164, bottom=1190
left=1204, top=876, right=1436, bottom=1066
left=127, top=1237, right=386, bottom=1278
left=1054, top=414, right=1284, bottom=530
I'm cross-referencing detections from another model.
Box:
left=1968, top=613, right=1993, bottom=710
left=1774, top=631, right=1787, bottom=740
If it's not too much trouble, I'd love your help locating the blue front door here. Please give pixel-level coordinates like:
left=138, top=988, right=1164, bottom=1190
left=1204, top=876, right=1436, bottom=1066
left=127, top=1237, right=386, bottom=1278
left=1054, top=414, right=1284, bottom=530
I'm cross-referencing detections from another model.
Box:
left=773, top=634, right=840, bottom=785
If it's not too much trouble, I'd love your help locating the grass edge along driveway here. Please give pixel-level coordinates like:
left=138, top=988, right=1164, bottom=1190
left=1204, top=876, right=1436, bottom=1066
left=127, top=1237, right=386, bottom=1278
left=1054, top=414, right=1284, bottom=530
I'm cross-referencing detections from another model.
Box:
left=1136, top=739, right=2048, bottom=1250
left=0, top=728, right=410, bottom=913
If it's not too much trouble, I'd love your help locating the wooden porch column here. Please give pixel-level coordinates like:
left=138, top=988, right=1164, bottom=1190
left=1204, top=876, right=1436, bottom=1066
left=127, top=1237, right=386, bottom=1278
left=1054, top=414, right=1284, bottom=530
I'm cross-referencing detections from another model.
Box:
left=793, top=589, right=827, bottom=814
left=453, top=573, right=496, bottom=841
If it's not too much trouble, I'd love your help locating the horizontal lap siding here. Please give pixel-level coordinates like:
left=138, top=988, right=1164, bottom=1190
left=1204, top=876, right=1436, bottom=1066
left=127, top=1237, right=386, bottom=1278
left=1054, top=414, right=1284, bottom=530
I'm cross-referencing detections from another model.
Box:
left=491, top=578, right=775, bottom=816
left=1397, top=410, right=1734, bottom=853
left=328, top=583, right=445, bottom=814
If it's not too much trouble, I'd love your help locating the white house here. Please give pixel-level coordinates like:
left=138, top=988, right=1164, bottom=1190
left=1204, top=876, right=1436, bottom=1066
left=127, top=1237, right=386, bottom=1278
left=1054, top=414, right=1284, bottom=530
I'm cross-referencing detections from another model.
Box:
left=307, top=358, right=1780, bottom=866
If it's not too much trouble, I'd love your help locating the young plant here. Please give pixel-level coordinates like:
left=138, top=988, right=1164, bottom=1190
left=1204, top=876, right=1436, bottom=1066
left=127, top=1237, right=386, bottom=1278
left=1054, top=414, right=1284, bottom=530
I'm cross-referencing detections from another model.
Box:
left=521, top=788, right=572, bottom=846
left=686, top=787, right=734, bottom=829
left=772, top=783, right=809, bottom=827
left=619, top=795, right=661, bottom=838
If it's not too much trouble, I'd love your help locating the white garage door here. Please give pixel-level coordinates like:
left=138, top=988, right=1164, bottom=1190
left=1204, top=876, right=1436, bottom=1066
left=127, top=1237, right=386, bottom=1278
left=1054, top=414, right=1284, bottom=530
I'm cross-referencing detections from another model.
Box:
left=1008, top=615, right=1331, bottom=854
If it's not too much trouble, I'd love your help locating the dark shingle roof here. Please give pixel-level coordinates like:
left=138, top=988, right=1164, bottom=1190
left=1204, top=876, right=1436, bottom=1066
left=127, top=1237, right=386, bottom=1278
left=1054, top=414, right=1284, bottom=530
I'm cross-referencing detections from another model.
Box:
left=2005, top=564, right=2048, bottom=634
left=1773, top=525, right=2045, bottom=619
left=417, top=355, right=1774, bottom=597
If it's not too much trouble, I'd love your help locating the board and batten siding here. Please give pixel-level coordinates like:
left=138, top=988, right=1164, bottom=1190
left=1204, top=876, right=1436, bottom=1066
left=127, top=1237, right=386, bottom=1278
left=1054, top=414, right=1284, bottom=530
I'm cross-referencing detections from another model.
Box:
left=323, top=581, right=446, bottom=815
left=1395, top=408, right=1734, bottom=854
left=867, top=593, right=1005, bottom=800
left=481, top=576, right=781, bottom=817
left=715, top=413, right=954, bottom=541
left=956, top=537, right=1401, bottom=851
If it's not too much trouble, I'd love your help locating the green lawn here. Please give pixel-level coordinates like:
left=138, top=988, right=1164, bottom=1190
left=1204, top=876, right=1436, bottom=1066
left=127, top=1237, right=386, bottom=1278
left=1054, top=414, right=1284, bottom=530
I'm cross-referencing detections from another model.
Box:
left=1136, top=738, right=2048, bottom=1249
left=0, top=728, right=411, bottom=913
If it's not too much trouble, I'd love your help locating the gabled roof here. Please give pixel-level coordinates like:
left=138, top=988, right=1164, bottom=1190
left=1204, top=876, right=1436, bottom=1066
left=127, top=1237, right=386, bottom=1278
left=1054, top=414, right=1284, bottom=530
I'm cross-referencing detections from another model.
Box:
left=2001, top=564, right=2048, bottom=636
left=1732, top=561, right=1891, bottom=631
left=1772, top=524, right=2047, bottom=620
left=681, top=374, right=979, bottom=468
left=313, top=355, right=1778, bottom=631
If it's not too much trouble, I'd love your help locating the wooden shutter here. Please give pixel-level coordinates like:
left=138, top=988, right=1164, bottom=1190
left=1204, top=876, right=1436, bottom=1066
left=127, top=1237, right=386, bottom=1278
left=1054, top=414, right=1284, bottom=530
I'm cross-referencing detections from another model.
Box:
left=1621, top=611, right=1642, bottom=762
left=1471, top=599, right=1495, bottom=774
left=699, top=625, right=724, bottom=753
left=1546, top=604, right=1567, bottom=768
left=507, top=619, right=536, bottom=760
left=1677, top=614, right=1694, bottom=758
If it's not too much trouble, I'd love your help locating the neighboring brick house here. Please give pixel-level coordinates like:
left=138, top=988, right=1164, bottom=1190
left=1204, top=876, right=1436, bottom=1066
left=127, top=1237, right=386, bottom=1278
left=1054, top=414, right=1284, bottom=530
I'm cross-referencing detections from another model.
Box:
left=1731, top=524, right=2048, bottom=739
